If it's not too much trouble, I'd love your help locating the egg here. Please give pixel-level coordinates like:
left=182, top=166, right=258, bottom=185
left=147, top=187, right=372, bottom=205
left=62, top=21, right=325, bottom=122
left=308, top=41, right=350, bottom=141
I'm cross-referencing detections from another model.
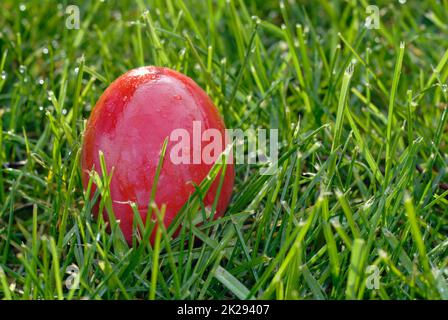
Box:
left=81, top=66, right=234, bottom=244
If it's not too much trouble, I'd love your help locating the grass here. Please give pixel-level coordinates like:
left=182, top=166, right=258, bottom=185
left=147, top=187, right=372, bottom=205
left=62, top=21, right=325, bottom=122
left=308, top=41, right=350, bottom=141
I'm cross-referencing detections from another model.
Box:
left=0, top=0, right=447, bottom=300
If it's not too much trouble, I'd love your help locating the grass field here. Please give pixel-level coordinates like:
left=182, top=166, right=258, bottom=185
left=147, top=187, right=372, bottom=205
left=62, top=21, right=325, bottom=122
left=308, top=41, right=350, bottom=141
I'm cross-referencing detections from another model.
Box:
left=0, top=0, right=447, bottom=300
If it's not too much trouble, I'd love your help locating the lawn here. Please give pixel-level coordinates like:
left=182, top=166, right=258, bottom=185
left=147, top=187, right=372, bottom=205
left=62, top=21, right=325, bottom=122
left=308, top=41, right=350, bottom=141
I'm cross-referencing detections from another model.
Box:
left=0, top=0, right=447, bottom=300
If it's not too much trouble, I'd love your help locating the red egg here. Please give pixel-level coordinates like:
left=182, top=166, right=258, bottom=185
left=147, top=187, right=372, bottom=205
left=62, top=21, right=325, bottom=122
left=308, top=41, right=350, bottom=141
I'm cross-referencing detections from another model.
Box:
left=81, top=66, right=234, bottom=244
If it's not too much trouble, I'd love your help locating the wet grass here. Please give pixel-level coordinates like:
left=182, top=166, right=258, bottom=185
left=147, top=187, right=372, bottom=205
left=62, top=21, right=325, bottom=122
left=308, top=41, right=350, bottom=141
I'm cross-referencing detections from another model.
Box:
left=0, top=0, right=447, bottom=299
